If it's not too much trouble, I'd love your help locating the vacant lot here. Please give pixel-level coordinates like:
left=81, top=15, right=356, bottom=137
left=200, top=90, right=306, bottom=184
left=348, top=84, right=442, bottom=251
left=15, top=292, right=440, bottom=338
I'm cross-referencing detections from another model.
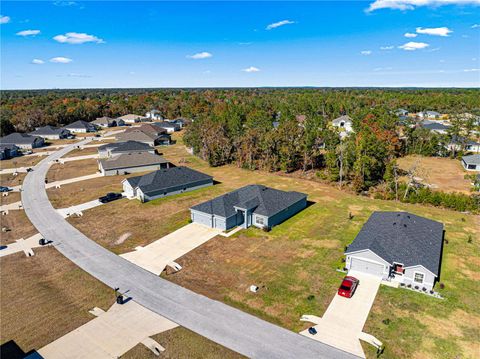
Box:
left=397, top=155, right=471, bottom=194
left=0, top=192, right=21, bottom=206
left=122, top=327, right=244, bottom=359
left=0, top=155, right=44, bottom=169
left=62, top=146, right=99, bottom=158
left=0, top=173, right=26, bottom=188
left=47, top=159, right=99, bottom=182
left=0, top=247, right=113, bottom=352
left=0, top=210, right=37, bottom=245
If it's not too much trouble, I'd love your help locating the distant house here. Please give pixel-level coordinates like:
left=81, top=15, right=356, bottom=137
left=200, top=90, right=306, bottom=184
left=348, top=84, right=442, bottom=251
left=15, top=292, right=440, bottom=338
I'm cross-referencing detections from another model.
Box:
left=64, top=120, right=97, bottom=133
left=124, top=124, right=166, bottom=136
left=446, top=136, right=480, bottom=154
left=123, top=166, right=213, bottom=202
left=345, top=212, right=444, bottom=291
left=29, top=125, right=71, bottom=140
left=332, top=115, right=354, bottom=137
left=97, top=141, right=156, bottom=158
left=98, top=152, right=170, bottom=176
left=420, top=121, right=449, bottom=135
left=419, top=111, right=441, bottom=119
left=154, top=121, right=180, bottom=134
left=190, top=184, right=307, bottom=231
left=117, top=114, right=146, bottom=124
left=0, top=133, right=45, bottom=149
left=145, top=110, right=163, bottom=121
left=92, top=117, right=125, bottom=128
left=462, top=154, right=480, bottom=171
left=168, top=118, right=188, bottom=128
left=115, top=129, right=171, bottom=146
left=0, top=144, right=19, bottom=160
left=395, top=108, right=409, bottom=117
left=272, top=121, right=280, bottom=129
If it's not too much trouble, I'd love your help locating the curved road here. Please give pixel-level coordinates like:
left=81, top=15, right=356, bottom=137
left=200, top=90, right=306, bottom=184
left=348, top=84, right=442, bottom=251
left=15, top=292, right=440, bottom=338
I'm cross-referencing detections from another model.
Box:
left=21, top=139, right=357, bottom=359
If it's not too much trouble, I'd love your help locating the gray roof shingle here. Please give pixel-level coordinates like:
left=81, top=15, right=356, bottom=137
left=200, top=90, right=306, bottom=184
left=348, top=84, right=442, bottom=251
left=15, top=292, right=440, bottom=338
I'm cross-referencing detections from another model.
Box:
left=126, top=166, right=212, bottom=195
left=30, top=125, right=69, bottom=136
left=345, top=212, right=444, bottom=276
left=191, top=185, right=307, bottom=218
left=98, top=141, right=154, bottom=153
left=99, top=152, right=168, bottom=171
left=0, top=132, right=43, bottom=145
left=64, top=120, right=96, bottom=130
left=462, top=154, right=480, bottom=166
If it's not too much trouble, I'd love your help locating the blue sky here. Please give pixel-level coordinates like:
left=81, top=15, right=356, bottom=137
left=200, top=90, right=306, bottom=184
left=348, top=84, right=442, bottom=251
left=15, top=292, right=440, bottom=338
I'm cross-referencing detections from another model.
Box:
left=1, top=1, right=479, bottom=89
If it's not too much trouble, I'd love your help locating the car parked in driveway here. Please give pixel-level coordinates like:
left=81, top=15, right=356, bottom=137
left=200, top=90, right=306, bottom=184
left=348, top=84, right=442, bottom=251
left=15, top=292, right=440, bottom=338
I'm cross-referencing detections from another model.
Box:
left=338, top=276, right=359, bottom=298
left=0, top=186, right=12, bottom=192
left=98, top=192, right=123, bottom=203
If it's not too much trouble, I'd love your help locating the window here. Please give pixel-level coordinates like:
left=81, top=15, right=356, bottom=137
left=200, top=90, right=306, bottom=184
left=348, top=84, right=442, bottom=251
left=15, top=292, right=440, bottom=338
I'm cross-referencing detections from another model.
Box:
left=414, top=272, right=424, bottom=283
left=256, top=217, right=264, bottom=225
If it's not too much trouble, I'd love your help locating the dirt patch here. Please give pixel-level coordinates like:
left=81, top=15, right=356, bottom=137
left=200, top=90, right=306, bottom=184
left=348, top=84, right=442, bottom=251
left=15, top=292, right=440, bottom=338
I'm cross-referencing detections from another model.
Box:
left=0, top=247, right=113, bottom=352
left=115, top=232, right=132, bottom=245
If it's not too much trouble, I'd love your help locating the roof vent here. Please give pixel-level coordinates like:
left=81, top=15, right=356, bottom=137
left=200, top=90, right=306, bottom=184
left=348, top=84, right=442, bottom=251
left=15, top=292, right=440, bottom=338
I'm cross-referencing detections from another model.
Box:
left=393, top=222, right=397, bottom=226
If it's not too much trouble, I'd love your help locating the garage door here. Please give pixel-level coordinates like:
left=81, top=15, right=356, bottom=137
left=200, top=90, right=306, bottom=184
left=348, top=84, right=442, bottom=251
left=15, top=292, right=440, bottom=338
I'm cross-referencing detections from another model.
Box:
left=350, top=258, right=384, bottom=277
left=191, top=212, right=213, bottom=228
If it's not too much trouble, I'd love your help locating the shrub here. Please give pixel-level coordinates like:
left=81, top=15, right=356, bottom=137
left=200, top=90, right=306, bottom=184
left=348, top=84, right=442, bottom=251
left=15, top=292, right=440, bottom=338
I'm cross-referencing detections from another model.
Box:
left=467, top=235, right=473, bottom=244
left=439, top=283, right=445, bottom=290
left=422, top=287, right=427, bottom=292
left=382, top=318, right=390, bottom=325
left=414, top=285, right=419, bottom=290
left=307, top=295, right=315, bottom=301
left=407, top=284, right=412, bottom=288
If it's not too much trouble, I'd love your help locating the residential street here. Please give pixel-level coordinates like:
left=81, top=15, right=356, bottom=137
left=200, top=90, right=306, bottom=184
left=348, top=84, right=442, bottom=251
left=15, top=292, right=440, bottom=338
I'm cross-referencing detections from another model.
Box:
left=21, top=139, right=358, bottom=359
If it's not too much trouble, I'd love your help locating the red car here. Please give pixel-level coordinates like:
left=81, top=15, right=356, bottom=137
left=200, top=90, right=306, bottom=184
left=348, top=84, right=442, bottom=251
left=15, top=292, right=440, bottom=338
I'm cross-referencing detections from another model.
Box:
left=338, top=276, right=359, bottom=298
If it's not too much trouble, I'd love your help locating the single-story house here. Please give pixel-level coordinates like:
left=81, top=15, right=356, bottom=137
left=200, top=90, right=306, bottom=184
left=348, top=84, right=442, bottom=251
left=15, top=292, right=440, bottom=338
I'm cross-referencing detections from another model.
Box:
left=92, top=117, right=125, bottom=128
left=345, top=212, right=444, bottom=291
left=419, top=111, right=441, bottom=119
left=420, top=121, right=449, bottom=135
left=63, top=120, right=97, bottom=133
left=462, top=154, right=480, bottom=171
left=332, top=115, right=354, bottom=136
left=0, top=133, right=45, bottom=149
left=190, top=184, right=307, bottom=231
left=168, top=118, right=188, bottom=128
left=145, top=110, right=164, bottom=121
left=117, top=114, right=146, bottom=124
left=395, top=108, right=409, bottom=117
left=97, top=141, right=156, bottom=158
left=98, top=152, right=170, bottom=176
left=154, top=122, right=180, bottom=134
left=0, top=144, right=19, bottom=160
left=446, top=136, right=480, bottom=154
left=124, top=124, right=166, bottom=136
left=123, top=166, right=213, bottom=202
left=115, top=130, right=171, bottom=146
left=29, top=125, right=71, bottom=140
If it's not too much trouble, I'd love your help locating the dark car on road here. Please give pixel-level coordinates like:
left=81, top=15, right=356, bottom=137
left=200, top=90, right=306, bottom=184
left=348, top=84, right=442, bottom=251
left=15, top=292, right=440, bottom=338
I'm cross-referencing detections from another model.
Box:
left=338, top=276, right=359, bottom=298
left=98, top=192, right=123, bottom=203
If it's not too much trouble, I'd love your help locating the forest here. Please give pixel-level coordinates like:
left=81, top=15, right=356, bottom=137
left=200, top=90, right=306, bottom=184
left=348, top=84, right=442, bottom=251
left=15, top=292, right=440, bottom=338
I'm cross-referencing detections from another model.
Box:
left=1, top=87, right=480, bottom=199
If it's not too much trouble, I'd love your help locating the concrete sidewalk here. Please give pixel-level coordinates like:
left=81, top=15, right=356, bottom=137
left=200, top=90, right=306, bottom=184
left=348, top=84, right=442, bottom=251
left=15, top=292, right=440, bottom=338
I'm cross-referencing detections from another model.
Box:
left=120, top=223, right=222, bottom=275
left=0, top=201, right=23, bottom=212
left=300, top=271, right=382, bottom=358
left=0, top=167, right=28, bottom=175
left=39, top=300, right=178, bottom=359
left=0, top=233, right=44, bottom=257
left=45, top=173, right=102, bottom=189
left=56, top=199, right=104, bottom=218
left=56, top=154, right=99, bottom=163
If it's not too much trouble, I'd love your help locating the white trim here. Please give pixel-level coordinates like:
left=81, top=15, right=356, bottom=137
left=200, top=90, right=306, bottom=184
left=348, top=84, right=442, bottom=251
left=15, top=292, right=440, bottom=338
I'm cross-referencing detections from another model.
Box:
left=345, top=249, right=390, bottom=266
left=404, top=264, right=437, bottom=278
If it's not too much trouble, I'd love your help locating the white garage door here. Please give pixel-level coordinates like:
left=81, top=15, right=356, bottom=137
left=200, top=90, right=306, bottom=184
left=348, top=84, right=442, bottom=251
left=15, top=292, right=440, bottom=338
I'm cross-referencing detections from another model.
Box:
left=350, top=258, right=384, bottom=277
left=192, top=212, right=213, bottom=228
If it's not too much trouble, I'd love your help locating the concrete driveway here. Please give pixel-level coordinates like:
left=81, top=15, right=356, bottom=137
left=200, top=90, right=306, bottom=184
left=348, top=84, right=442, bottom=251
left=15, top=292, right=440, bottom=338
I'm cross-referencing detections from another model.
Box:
left=300, top=271, right=382, bottom=358
left=120, top=223, right=222, bottom=275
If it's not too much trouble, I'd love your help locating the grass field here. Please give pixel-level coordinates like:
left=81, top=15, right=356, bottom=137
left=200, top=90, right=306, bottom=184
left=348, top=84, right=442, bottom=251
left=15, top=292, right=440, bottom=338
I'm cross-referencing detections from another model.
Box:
left=0, top=155, right=44, bottom=169
left=0, top=210, right=38, bottom=246
left=47, top=159, right=99, bottom=182
left=397, top=155, right=472, bottom=194
left=62, top=146, right=99, bottom=158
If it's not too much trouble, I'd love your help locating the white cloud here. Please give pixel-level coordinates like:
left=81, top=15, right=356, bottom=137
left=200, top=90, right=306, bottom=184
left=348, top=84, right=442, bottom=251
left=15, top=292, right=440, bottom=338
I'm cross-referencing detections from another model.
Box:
left=416, top=27, right=452, bottom=36
left=0, top=15, right=10, bottom=24
left=398, top=41, right=429, bottom=50
left=464, top=68, right=479, bottom=72
left=187, top=52, right=212, bottom=59
left=67, top=73, right=91, bottom=78
left=31, top=59, right=44, bottom=64
left=49, top=56, right=73, bottom=63
left=53, top=32, right=104, bottom=44
left=53, top=1, right=78, bottom=6
left=380, top=45, right=394, bottom=50
left=361, top=50, right=372, bottom=55
left=404, top=32, right=417, bottom=38
left=266, top=20, right=295, bottom=30
left=367, top=0, right=480, bottom=12
left=374, top=67, right=393, bottom=71
left=472, top=24, right=480, bottom=28
left=16, top=29, right=40, bottom=36
left=242, top=66, right=260, bottom=73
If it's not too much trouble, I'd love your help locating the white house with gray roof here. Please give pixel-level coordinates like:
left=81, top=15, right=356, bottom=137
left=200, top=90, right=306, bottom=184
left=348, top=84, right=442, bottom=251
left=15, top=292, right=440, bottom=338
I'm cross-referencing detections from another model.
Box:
left=63, top=120, right=97, bottom=133
left=0, top=133, right=45, bottom=149
left=190, top=185, right=307, bottom=231
left=462, top=154, right=480, bottom=171
left=97, top=141, right=155, bottom=158
left=123, top=166, right=213, bottom=202
left=332, top=115, right=354, bottom=138
left=98, top=152, right=170, bottom=176
left=29, top=125, right=71, bottom=140
left=345, top=212, right=444, bottom=291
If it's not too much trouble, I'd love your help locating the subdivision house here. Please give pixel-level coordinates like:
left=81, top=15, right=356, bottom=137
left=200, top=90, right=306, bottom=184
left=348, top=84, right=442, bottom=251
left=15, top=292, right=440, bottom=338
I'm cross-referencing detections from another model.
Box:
left=419, top=111, right=441, bottom=119
left=154, top=122, right=180, bottom=134
left=117, top=114, right=145, bottom=124
left=446, top=136, right=480, bottom=154
left=29, top=125, right=71, bottom=140
left=97, top=141, right=156, bottom=158
left=98, top=152, right=170, bottom=176
left=462, top=154, right=480, bottom=171
left=332, top=115, right=354, bottom=138
left=345, top=212, right=444, bottom=291
left=0, top=133, right=45, bottom=149
left=115, top=130, right=171, bottom=146
left=145, top=109, right=163, bottom=121
left=92, top=117, right=125, bottom=128
left=123, top=166, right=213, bottom=202
left=0, top=144, right=19, bottom=160
left=420, top=121, right=449, bottom=135
left=63, top=120, right=97, bottom=133
left=190, top=185, right=307, bottom=231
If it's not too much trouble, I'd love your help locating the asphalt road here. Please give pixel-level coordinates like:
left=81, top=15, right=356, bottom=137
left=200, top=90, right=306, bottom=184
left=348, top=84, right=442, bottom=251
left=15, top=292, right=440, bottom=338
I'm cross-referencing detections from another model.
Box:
left=21, top=138, right=359, bottom=359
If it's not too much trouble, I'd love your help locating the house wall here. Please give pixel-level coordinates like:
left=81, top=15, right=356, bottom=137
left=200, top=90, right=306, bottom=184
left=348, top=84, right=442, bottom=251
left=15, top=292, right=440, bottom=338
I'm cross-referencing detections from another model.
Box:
left=345, top=250, right=391, bottom=279
left=403, top=265, right=436, bottom=291
left=122, top=181, right=136, bottom=198
left=463, top=159, right=479, bottom=171
left=264, top=197, right=307, bottom=229
left=190, top=210, right=238, bottom=231
left=140, top=180, right=213, bottom=202
left=101, top=163, right=164, bottom=176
